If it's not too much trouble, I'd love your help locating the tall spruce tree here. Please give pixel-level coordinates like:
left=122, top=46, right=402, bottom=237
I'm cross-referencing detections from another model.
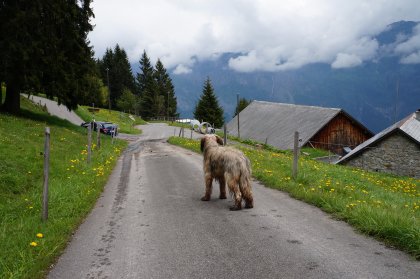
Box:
left=136, top=51, right=156, bottom=119
left=194, top=77, right=224, bottom=128
left=0, top=0, right=95, bottom=113
left=98, top=44, right=135, bottom=109
left=154, top=59, right=178, bottom=118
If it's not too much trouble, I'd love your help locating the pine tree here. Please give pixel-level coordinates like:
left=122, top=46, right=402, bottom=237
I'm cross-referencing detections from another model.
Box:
left=136, top=50, right=156, bottom=119
left=166, top=81, right=178, bottom=118
left=0, top=0, right=95, bottom=113
left=194, top=77, right=224, bottom=128
left=97, top=45, right=135, bottom=109
left=114, top=45, right=136, bottom=93
left=154, top=59, right=178, bottom=118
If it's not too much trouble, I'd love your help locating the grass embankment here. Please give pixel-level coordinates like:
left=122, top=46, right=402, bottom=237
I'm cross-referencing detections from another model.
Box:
left=76, top=106, right=146, bottom=134
left=219, top=133, right=330, bottom=159
left=168, top=136, right=420, bottom=259
left=0, top=97, right=127, bottom=278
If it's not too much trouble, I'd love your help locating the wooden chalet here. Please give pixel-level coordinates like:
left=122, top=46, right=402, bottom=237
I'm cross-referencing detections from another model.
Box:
left=226, top=101, right=373, bottom=155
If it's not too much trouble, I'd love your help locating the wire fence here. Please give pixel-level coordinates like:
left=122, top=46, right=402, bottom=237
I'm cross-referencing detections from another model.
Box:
left=307, top=140, right=420, bottom=155
left=175, top=126, right=420, bottom=179
left=42, top=124, right=116, bottom=221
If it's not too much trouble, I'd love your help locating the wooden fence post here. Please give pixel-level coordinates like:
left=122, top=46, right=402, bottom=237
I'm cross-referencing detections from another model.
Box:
left=181, top=127, right=184, bottom=138
left=87, top=124, right=92, bottom=163
left=223, top=124, right=227, bottom=145
left=190, top=129, right=193, bottom=139
left=97, top=126, right=101, bottom=149
left=42, top=127, right=50, bottom=222
left=292, top=131, right=299, bottom=180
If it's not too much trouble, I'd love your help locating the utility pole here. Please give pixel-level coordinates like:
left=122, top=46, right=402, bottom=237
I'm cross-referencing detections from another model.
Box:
left=292, top=131, right=299, bottom=180
left=106, top=68, right=111, bottom=111
left=394, top=77, right=400, bottom=124
left=237, top=93, right=240, bottom=138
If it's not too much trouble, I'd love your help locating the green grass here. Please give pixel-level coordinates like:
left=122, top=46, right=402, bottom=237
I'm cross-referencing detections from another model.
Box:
left=0, top=97, right=127, bottom=278
left=168, top=136, right=420, bottom=259
left=215, top=132, right=330, bottom=159
left=75, top=105, right=146, bottom=134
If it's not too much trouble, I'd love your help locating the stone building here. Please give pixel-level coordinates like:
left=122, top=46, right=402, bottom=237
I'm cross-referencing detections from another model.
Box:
left=337, top=110, right=420, bottom=178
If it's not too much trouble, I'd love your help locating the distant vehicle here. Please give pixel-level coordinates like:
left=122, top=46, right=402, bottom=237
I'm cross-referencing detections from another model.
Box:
left=80, top=122, right=91, bottom=128
left=80, top=121, right=118, bottom=136
left=101, top=122, right=118, bottom=136
left=80, top=121, right=106, bottom=131
left=199, top=122, right=215, bottom=134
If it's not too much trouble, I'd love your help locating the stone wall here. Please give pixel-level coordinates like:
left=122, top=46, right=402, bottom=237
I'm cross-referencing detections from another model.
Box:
left=344, top=132, right=420, bottom=179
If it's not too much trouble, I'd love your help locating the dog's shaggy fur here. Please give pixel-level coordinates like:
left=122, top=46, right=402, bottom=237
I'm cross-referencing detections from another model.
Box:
left=200, top=134, right=254, bottom=210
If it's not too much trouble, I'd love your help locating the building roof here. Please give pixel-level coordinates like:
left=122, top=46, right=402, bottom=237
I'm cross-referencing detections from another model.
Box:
left=226, top=101, right=346, bottom=150
left=337, top=111, right=420, bottom=164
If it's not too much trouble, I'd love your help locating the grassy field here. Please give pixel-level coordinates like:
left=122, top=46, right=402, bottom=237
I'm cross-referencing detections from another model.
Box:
left=0, top=97, right=127, bottom=278
left=76, top=106, right=147, bottom=134
left=218, top=133, right=330, bottom=159
left=168, top=136, right=420, bottom=259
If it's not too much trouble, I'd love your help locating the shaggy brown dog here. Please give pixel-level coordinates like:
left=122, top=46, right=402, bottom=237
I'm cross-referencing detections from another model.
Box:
left=200, top=134, right=253, bottom=210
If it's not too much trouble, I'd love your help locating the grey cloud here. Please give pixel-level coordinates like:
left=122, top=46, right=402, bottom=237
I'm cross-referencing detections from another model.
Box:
left=400, top=51, right=420, bottom=64
left=89, top=0, right=420, bottom=72
left=331, top=53, right=363, bottom=69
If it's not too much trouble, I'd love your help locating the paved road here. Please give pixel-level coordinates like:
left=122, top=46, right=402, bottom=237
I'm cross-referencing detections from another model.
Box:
left=28, top=95, right=84, bottom=125
left=48, top=124, right=419, bottom=279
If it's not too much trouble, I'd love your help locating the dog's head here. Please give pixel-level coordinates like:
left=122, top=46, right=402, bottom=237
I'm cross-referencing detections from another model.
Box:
left=200, top=134, right=224, bottom=152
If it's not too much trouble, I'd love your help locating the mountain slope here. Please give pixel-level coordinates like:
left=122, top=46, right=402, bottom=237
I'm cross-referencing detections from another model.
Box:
left=171, top=21, right=420, bottom=133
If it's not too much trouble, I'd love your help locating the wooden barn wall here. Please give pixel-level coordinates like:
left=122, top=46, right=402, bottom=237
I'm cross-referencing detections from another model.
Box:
left=306, top=113, right=372, bottom=155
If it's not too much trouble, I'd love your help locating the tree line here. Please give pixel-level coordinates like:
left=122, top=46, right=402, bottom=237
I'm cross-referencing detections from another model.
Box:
left=0, top=1, right=250, bottom=126
left=0, top=1, right=178, bottom=119
left=0, top=0, right=95, bottom=113
left=96, top=46, right=178, bottom=118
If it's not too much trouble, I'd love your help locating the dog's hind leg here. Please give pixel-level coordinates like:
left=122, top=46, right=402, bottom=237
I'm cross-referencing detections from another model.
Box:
left=243, top=190, right=254, bottom=209
left=201, top=173, right=213, bottom=201
left=228, top=178, right=242, bottom=211
left=219, top=176, right=227, bottom=199
left=240, top=177, right=254, bottom=209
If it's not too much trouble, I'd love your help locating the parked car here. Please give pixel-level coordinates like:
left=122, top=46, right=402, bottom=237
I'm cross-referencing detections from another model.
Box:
left=80, top=122, right=91, bottom=128
left=80, top=121, right=118, bottom=136
left=101, top=122, right=118, bottom=136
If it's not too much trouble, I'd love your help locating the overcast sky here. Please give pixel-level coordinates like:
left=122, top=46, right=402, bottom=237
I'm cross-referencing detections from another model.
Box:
left=89, top=0, right=420, bottom=74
